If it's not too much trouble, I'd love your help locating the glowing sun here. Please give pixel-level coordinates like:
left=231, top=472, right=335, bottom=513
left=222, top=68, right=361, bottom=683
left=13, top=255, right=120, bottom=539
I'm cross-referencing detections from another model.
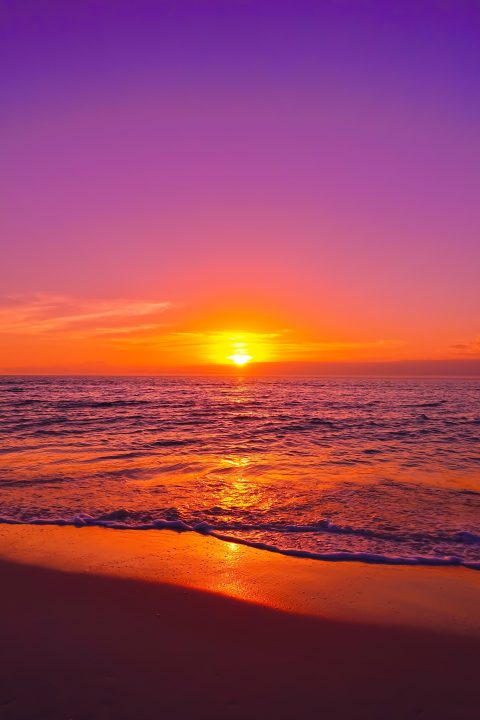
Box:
left=228, top=352, right=252, bottom=366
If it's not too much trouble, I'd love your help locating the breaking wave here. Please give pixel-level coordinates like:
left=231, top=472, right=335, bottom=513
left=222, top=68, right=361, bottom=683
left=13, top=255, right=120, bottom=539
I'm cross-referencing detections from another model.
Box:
left=1, top=511, right=479, bottom=570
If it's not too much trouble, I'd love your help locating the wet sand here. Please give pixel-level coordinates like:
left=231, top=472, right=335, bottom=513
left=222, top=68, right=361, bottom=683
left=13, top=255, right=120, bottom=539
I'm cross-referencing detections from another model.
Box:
left=0, top=525, right=479, bottom=719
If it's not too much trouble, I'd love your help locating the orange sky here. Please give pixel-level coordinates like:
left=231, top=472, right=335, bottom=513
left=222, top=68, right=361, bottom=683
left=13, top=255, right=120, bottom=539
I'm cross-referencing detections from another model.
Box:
left=0, top=293, right=479, bottom=375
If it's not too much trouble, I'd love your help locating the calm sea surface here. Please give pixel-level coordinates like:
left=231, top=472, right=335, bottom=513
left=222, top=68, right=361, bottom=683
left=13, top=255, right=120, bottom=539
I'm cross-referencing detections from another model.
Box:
left=1, top=376, right=479, bottom=568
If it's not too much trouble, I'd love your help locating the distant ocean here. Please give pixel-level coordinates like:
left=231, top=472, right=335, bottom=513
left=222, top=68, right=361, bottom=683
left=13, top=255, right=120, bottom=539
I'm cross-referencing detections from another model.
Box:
left=1, top=376, right=479, bottom=568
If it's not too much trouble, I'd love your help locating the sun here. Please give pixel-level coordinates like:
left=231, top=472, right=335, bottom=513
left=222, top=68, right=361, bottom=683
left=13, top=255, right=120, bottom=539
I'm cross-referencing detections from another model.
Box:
left=228, top=352, right=252, bottom=366
left=210, top=335, right=260, bottom=366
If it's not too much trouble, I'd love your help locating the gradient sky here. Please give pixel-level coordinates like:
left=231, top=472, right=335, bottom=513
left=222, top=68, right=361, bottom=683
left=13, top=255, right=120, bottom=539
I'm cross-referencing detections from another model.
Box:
left=1, top=0, right=480, bottom=373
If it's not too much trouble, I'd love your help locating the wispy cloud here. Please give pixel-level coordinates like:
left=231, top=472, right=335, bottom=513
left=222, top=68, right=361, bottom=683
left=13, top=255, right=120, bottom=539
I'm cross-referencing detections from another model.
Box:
left=451, top=338, right=480, bottom=355
left=0, top=294, right=171, bottom=338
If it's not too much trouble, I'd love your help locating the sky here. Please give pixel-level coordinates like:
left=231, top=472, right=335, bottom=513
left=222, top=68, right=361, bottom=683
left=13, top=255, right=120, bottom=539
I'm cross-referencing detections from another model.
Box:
left=1, top=0, right=479, bottom=374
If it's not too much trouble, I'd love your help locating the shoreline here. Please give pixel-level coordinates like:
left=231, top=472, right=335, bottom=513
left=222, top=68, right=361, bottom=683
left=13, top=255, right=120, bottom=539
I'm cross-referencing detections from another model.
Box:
left=1, top=524, right=479, bottom=633
left=2, top=517, right=479, bottom=570
left=1, top=526, right=480, bottom=719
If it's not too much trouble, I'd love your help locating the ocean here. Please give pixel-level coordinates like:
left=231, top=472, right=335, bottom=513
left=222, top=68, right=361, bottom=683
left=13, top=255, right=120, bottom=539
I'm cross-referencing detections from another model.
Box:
left=1, top=375, right=479, bottom=568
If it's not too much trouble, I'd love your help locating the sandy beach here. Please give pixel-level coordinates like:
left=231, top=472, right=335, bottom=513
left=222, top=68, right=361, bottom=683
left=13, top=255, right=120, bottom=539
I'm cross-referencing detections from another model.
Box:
left=1, top=526, right=479, bottom=720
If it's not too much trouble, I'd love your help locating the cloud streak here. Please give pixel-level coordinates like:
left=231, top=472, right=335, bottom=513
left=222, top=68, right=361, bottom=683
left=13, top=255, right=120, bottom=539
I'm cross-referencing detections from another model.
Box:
left=451, top=338, right=480, bottom=356
left=0, top=294, right=171, bottom=337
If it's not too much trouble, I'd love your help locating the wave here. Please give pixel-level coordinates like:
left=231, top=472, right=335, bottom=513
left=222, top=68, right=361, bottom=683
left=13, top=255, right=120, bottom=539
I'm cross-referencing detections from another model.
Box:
left=37, top=399, right=151, bottom=410
left=1, top=513, right=478, bottom=570
left=2, top=510, right=479, bottom=546
left=402, top=401, right=447, bottom=408
left=147, top=438, right=198, bottom=448
left=206, top=530, right=480, bottom=570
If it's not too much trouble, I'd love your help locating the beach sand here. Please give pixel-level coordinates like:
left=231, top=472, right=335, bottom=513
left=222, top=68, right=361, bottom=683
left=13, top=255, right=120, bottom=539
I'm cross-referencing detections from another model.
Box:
left=1, top=525, right=479, bottom=719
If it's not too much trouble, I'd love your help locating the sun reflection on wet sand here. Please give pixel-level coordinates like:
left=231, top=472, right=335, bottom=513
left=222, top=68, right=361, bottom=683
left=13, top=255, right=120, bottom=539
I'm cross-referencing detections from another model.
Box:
left=1, top=524, right=480, bottom=637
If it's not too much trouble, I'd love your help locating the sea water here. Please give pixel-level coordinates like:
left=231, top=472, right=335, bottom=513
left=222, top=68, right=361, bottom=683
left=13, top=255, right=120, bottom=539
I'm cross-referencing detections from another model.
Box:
left=1, top=375, right=479, bottom=568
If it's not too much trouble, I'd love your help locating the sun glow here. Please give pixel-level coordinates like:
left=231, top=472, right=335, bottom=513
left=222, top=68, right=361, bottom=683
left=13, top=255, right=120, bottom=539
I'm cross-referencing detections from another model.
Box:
left=204, top=330, right=278, bottom=366
left=228, top=352, right=252, bottom=366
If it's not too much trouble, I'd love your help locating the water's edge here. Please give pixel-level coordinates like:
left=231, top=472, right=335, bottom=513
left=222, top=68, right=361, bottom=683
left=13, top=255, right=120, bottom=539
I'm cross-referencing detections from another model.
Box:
left=1, top=517, right=478, bottom=570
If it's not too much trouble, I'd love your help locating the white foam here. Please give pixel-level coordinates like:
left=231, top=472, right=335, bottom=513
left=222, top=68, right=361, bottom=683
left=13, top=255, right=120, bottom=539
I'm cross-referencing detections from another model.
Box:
left=0, top=515, right=479, bottom=570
